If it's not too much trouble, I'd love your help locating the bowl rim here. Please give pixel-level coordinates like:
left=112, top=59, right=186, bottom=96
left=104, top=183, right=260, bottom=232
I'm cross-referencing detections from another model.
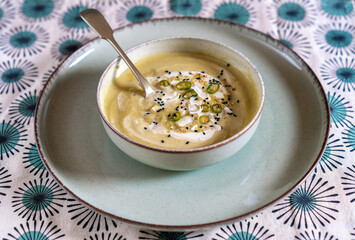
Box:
left=97, top=36, right=266, bottom=153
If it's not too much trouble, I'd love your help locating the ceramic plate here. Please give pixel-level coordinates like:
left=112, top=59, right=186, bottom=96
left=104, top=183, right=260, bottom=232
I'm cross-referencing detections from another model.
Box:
left=35, top=18, right=329, bottom=230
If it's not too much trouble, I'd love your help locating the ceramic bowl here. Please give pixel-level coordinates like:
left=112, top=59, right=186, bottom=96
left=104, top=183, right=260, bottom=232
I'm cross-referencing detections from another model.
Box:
left=97, top=37, right=265, bottom=171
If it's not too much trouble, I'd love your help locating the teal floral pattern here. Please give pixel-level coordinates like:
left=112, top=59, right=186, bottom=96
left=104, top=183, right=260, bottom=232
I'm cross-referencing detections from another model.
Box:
left=315, top=23, right=355, bottom=56
left=0, top=121, right=27, bottom=160
left=0, top=25, right=49, bottom=58
left=0, top=0, right=354, bottom=238
left=12, top=178, right=67, bottom=221
left=0, top=1, right=15, bottom=30
left=320, top=0, right=354, bottom=20
left=170, top=0, right=202, bottom=16
left=116, top=0, right=165, bottom=26
left=9, top=90, right=39, bottom=125
left=214, top=1, right=255, bottom=26
left=21, top=0, right=57, bottom=21
left=321, top=57, right=355, bottom=92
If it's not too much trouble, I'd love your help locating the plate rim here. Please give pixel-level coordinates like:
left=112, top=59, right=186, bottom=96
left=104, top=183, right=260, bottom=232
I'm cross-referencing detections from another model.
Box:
left=34, top=16, right=330, bottom=230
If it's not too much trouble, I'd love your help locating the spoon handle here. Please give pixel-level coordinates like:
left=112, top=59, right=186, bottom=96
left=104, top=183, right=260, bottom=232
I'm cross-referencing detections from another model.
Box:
left=80, top=9, right=154, bottom=97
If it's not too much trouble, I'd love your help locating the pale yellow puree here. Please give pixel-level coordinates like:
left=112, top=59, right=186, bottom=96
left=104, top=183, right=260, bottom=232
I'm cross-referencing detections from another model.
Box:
left=102, top=52, right=259, bottom=149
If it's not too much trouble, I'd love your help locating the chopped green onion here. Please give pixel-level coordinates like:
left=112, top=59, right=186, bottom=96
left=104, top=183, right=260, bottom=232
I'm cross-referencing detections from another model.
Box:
left=206, top=83, right=219, bottom=94
left=176, top=81, right=192, bottom=90
left=170, top=112, right=181, bottom=122
left=201, top=104, right=209, bottom=112
left=199, top=115, right=209, bottom=124
left=159, top=80, right=170, bottom=87
left=211, top=104, right=223, bottom=113
left=182, top=89, right=198, bottom=99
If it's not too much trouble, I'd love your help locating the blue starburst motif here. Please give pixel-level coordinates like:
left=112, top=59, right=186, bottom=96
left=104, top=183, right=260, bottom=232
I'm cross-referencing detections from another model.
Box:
left=0, top=25, right=49, bottom=58
left=0, top=166, right=12, bottom=204
left=267, top=0, right=316, bottom=29
left=341, top=165, right=355, bottom=203
left=67, top=198, right=118, bottom=232
left=60, top=3, right=92, bottom=33
left=139, top=230, right=203, bottom=239
left=116, top=0, right=165, bottom=27
left=315, top=23, right=355, bottom=56
left=51, top=33, right=87, bottom=62
left=0, top=59, right=38, bottom=94
left=0, top=120, right=27, bottom=160
left=320, top=57, right=355, bottom=92
left=23, top=143, right=48, bottom=178
left=295, top=230, right=338, bottom=240
left=9, top=90, right=39, bottom=125
left=272, top=174, right=340, bottom=229
left=85, top=233, right=126, bottom=240
left=4, top=220, right=65, bottom=240
left=212, top=221, right=274, bottom=240
left=170, top=0, right=202, bottom=16
left=42, top=65, right=57, bottom=86
left=20, top=0, right=60, bottom=22
left=327, top=92, right=354, bottom=128
left=96, top=0, right=119, bottom=6
left=213, top=1, right=256, bottom=26
left=12, top=178, right=67, bottom=221
left=315, top=133, right=344, bottom=173
left=0, top=1, right=15, bottom=30
left=268, top=29, right=311, bottom=60
left=319, top=0, right=354, bottom=20
left=342, top=124, right=355, bottom=152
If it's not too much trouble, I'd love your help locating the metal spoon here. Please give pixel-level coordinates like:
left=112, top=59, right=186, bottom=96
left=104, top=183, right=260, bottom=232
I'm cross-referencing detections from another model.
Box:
left=80, top=9, right=154, bottom=97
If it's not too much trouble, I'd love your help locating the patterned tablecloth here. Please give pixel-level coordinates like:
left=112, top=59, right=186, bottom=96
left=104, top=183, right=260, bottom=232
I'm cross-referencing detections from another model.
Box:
left=0, top=0, right=354, bottom=239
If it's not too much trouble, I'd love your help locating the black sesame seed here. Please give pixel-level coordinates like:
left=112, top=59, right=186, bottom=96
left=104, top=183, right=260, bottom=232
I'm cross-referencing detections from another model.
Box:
left=203, top=132, right=206, bottom=135
left=186, top=141, right=190, bottom=144
left=222, top=101, right=228, bottom=104
left=186, top=127, right=189, bottom=129
left=168, top=134, right=171, bottom=137
left=165, top=70, right=169, bottom=73
left=194, top=130, right=198, bottom=132
left=227, top=63, right=230, bottom=67
left=237, top=100, right=240, bottom=103
left=144, top=127, right=147, bottom=130
left=199, top=126, right=203, bottom=128
left=209, top=125, right=213, bottom=127
left=161, top=140, right=164, bottom=143
left=201, top=71, right=205, bottom=73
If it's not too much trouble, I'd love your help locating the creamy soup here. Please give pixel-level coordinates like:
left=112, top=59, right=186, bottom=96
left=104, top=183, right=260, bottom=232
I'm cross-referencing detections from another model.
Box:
left=102, top=52, right=259, bottom=149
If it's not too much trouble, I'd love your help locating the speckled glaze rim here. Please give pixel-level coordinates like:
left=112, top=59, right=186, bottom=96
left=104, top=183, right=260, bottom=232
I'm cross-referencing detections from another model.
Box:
left=97, top=36, right=265, bottom=154
left=34, top=17, right=330, bottom=231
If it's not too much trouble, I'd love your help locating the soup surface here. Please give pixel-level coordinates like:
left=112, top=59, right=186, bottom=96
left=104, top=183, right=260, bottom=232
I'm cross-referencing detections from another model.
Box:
left=102, top=52, right=259, bottom=149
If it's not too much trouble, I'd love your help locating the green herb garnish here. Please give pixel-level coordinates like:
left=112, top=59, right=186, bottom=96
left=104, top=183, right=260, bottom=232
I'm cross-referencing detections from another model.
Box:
left=201, top=104, right=209, bottom=112
left=159, top=80, right=170, bottom=87
left=206, top=83, right=219, bottom=94
left=182, top=89, right=198, bottom=99
left=211, top=104, right=223, bottom=113
left=176, top=81, right=192, bottom=90
left=199, top=115, right=209, bottom=124
left=170, top=112, right=181, bottom=122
